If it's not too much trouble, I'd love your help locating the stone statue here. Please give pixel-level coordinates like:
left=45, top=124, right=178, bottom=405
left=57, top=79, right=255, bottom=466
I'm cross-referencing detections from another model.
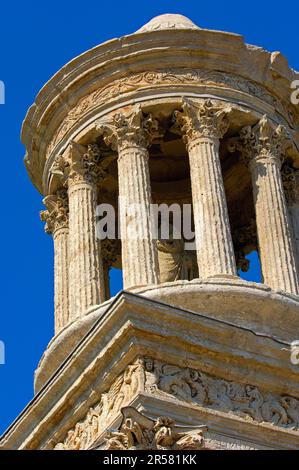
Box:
left=157, top=224, right=198, bottom=282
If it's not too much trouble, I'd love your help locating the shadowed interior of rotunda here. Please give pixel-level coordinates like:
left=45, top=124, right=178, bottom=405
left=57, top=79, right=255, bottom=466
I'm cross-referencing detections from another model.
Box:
left=72, top=102, right=272, bottom=299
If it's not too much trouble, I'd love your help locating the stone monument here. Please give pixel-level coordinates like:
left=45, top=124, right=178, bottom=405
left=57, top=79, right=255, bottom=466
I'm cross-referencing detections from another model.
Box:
left=1, top=13, right=299, bottom=450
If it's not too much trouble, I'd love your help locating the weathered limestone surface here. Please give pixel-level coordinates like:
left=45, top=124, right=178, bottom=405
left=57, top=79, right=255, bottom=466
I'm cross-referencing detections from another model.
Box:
left=40, top=190, right=69, bottom=333
left=53, top=355, right=299, bottom=450
left=2, top=292, right=299, bottom=451
left=98, top=107, right=159, bottom=289
left=240, top=117, right=299, bottom=294
left=59, top=143, right=105, bottom=320
left=3, top=13, right=299, bottom=451
left=282, top=163, right=299, bottom=271
left=175, top=99, right=237, bottom=277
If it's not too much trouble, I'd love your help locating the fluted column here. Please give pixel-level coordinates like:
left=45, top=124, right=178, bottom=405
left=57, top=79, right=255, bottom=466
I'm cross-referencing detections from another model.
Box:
left=175, top=99, right=236, bottom=278
left=40, top=190, right=69, bottom=333
left=282, top=163, right=299, bottom=274
left=56, top=143, right=105, bottom=320
left=240, top=117, right=298, bottom=294
left=98, top=106, right=159, bottom=288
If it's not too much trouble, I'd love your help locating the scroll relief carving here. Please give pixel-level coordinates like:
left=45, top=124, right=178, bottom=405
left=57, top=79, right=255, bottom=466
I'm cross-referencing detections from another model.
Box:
left=54, top=357, right=299, bottom=450
left=47, top=68, right=287, bottom=157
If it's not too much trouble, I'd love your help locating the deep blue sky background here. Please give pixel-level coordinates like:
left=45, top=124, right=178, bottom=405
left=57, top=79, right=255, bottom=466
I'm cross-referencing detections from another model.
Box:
left=0, top=0, right=298, bottom=435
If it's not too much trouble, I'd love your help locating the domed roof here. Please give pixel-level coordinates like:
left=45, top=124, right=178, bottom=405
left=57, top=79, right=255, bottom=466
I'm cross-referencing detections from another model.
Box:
left=136, top=13, right=200, bottom=33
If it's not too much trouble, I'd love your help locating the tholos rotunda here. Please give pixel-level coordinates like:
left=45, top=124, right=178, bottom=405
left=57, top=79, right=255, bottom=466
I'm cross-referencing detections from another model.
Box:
left=2, top=14, right=299, bottom=450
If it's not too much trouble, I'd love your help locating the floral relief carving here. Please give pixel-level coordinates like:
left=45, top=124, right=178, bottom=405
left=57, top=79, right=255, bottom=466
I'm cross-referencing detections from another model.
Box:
left=54, top=358, right=145, bottom=450
left=47, top=69, right=281, bottom=157
left=53, top=356, right=299, bottom=450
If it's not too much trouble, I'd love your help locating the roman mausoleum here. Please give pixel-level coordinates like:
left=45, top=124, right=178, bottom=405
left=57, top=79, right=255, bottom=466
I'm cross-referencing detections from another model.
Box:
left=1, top=13, right=299, bottom=450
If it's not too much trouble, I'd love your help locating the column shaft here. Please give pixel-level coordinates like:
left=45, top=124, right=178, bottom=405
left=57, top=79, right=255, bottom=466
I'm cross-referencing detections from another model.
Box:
left=289, top=205, right=299, bottom=268
left=53, top=227, right=69, bottom=332
left=68, top=181, right=104, bottom=320
left=41, top=191, right=70, bottom=333
left=118, top=146, right=159, bottom=288
left=97, top=106, right=160, bottom=289
left=251, top=159, right=298, bottom=293
left=188, top=137, right=236, bottom=277
left=240, top=116, right=299, bottom=295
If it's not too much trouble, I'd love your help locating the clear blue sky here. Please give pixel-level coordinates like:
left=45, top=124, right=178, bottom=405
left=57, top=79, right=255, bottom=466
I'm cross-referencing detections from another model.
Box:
left=0, top=0, right=297, bottom=435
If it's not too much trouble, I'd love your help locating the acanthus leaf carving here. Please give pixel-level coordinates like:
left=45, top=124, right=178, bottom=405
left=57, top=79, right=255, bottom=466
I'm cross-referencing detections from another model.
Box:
left=97, top=105, right=162, bottom=152
left=239, top=116, right=292, bottom=168
left=40, top=189, right=69, bottom=234
left=173, top=98, right=231, bottom=146
left=51, top=141, right=114, bottom=187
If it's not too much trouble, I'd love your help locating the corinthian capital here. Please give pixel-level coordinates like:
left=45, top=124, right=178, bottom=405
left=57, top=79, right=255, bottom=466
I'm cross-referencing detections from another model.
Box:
left=174, top=98, right=231, bottom=144
left=239, top=116, right=291, bottom=168
left=40, top=189, right=69, bottom=234
left=97, top=105, right=160, bottom=151
left=282, top=162, right=299, bottom=205
left=51, top=142, right=110, bottom=187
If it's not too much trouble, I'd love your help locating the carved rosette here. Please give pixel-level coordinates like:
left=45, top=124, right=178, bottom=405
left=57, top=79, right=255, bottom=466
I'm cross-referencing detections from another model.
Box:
left=40, top=189, right=69, bottom=234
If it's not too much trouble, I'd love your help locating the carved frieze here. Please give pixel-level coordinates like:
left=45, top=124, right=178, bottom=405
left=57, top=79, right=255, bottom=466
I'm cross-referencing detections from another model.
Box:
left=53, top=356, right=299, bottom=450
left=47, top=68, right=286, bottom=158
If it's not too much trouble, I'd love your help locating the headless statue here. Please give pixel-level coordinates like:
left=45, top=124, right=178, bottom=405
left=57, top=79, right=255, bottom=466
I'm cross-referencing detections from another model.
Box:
left=157, top=224, right=198, bottom=282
